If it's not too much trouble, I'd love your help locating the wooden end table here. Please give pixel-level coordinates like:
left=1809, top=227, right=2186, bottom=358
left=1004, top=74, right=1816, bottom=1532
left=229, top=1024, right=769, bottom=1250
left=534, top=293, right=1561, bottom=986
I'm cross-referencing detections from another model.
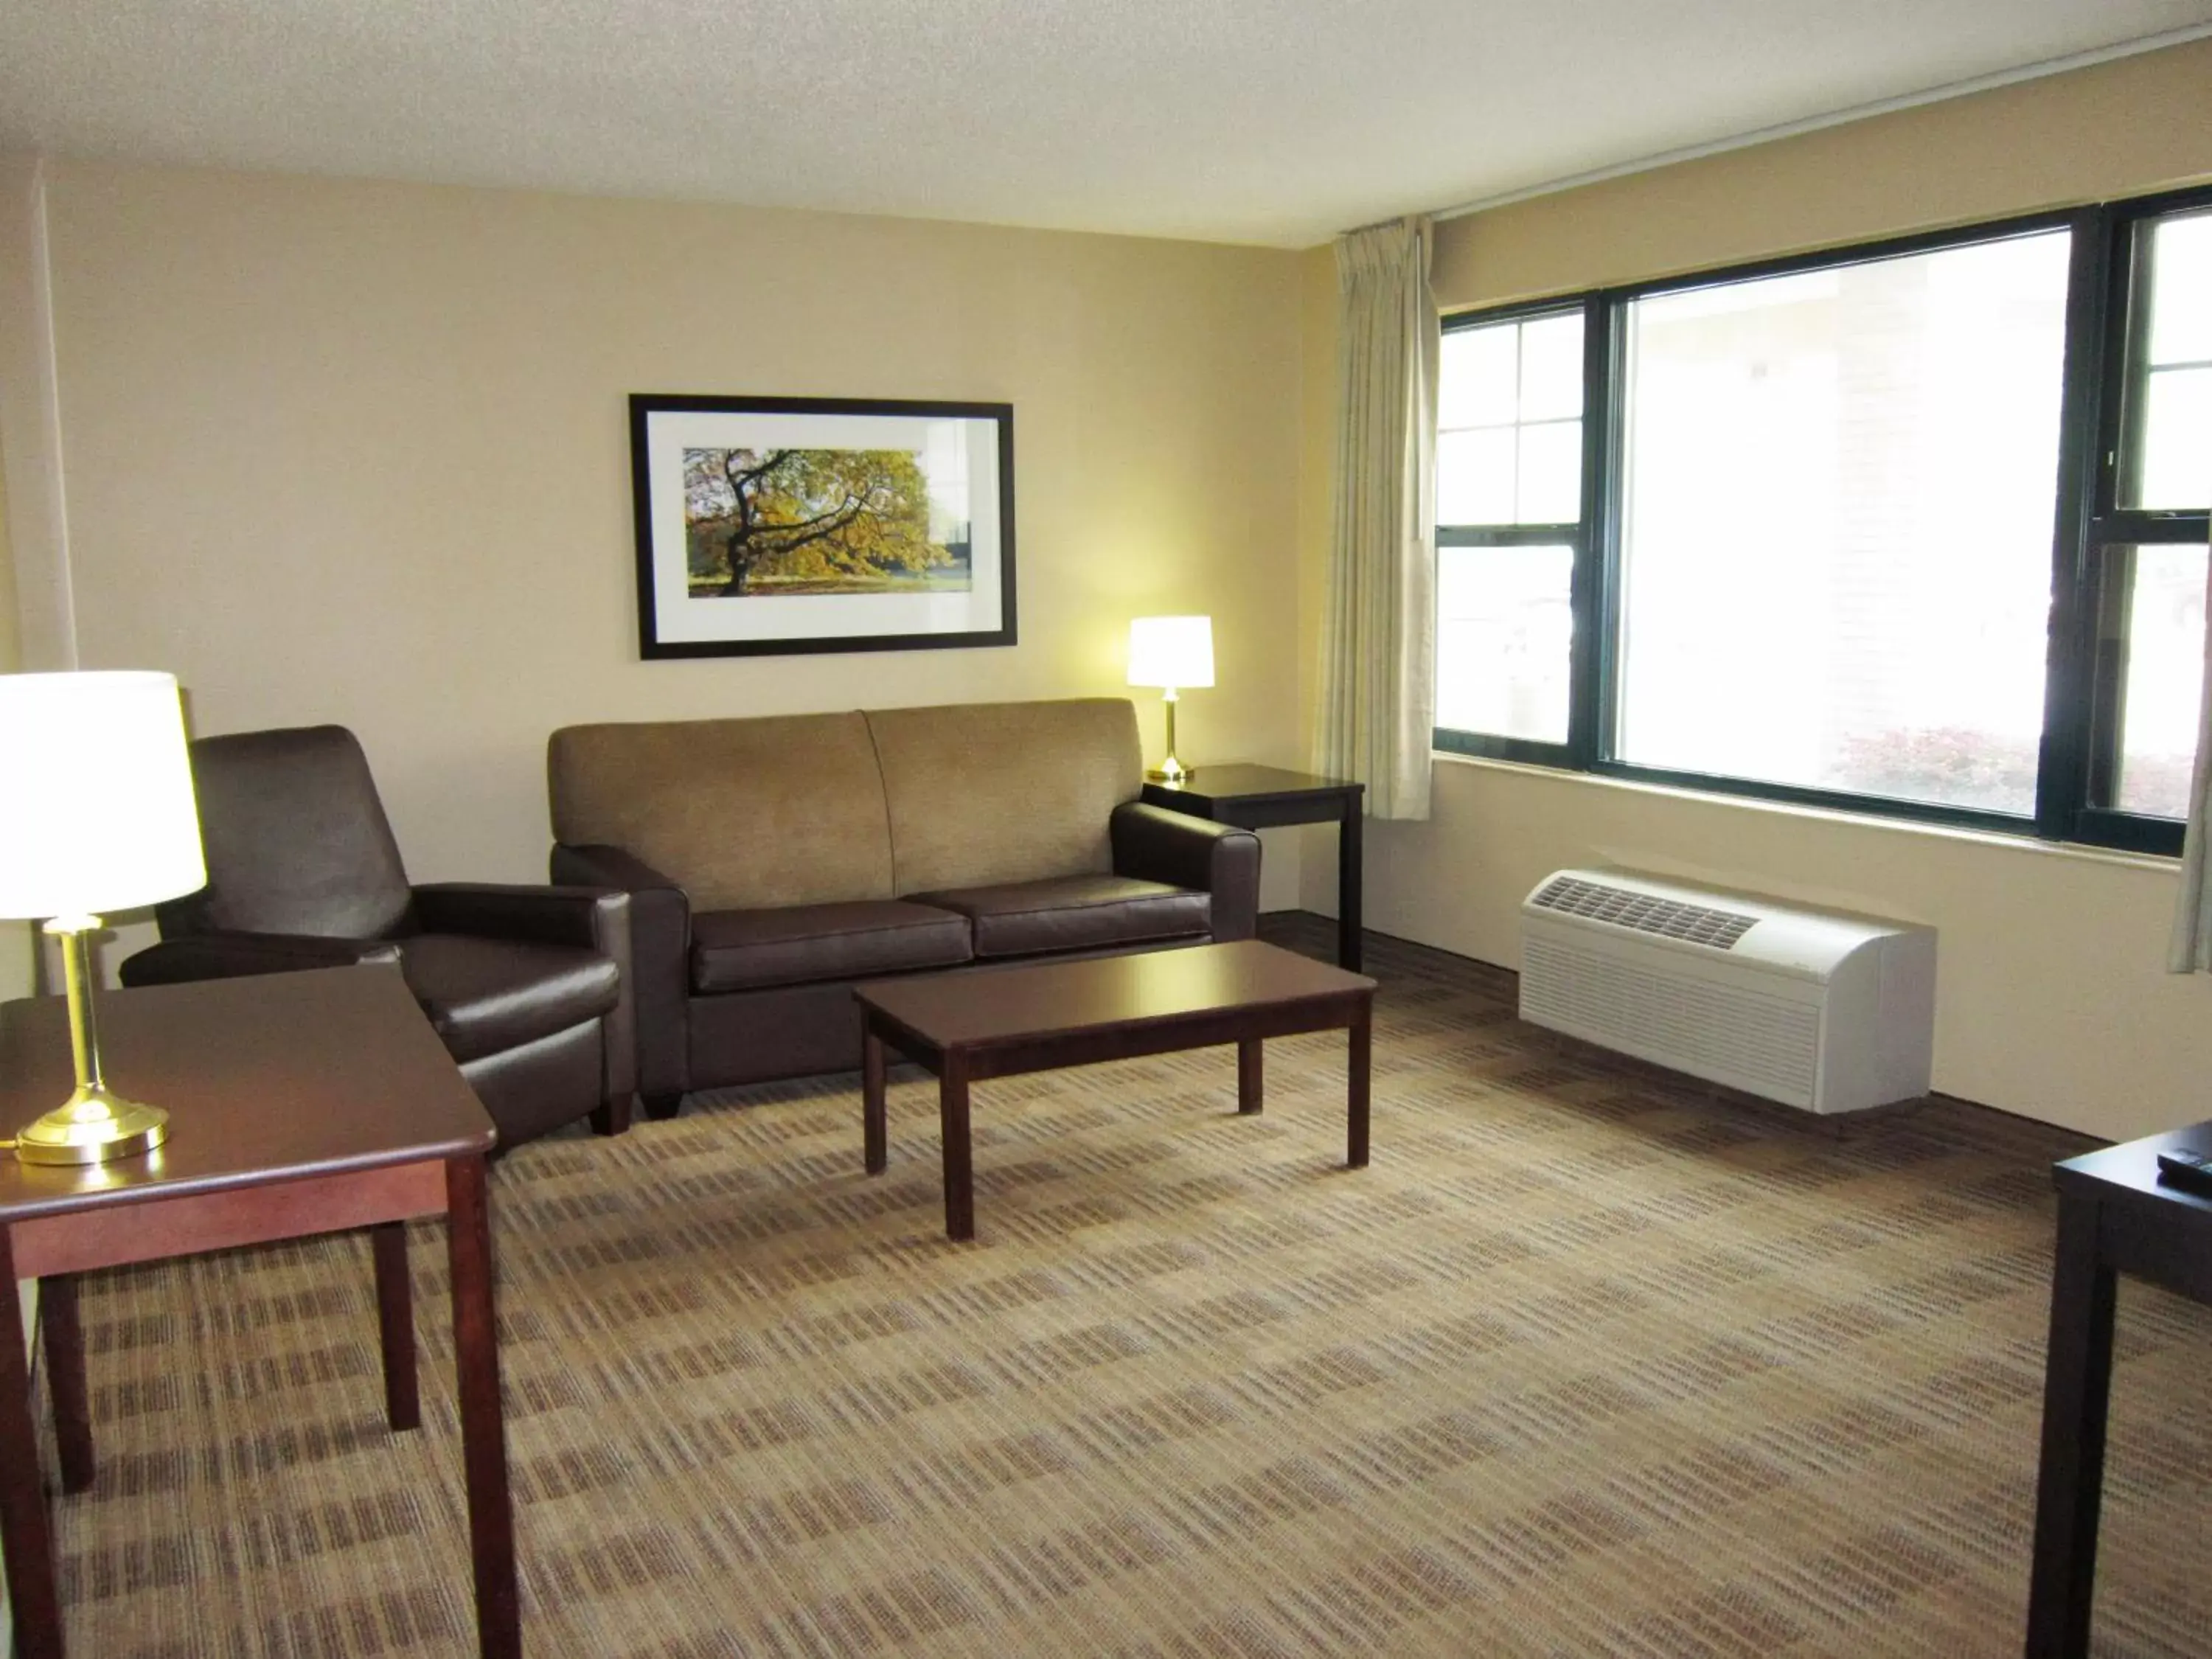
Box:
left=857, top=939, right=1376, bottom=1241
left=1140, top=765, right=1366, bottom=971
left=2025, top=1120, right=2212, bottom=1657
left=0, top=968, right=517, bottom=1659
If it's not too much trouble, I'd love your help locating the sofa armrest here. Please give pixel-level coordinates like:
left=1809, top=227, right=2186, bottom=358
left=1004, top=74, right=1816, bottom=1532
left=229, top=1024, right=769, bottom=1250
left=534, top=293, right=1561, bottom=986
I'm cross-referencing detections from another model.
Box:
left=1110, top=802, right=1260, bottom=942
left=551, top=844, right=690, bottom=1102
left=119, top=932, right=404, bottom=987
left=415, top=883, right=637, bottom=1101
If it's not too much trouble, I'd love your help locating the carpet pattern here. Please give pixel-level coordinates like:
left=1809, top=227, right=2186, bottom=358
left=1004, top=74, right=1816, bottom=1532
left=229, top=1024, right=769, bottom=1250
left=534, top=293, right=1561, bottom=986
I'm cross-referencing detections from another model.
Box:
left=32, top=916, right=2212, bottom=1656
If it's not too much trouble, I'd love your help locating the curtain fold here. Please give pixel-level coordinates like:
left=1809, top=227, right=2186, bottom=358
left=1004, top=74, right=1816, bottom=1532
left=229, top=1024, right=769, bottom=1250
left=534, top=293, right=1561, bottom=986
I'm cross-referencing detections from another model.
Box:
left=2168, top=550, right=2212, bottom=970
left=1316, top=216, right=1439, bottom=821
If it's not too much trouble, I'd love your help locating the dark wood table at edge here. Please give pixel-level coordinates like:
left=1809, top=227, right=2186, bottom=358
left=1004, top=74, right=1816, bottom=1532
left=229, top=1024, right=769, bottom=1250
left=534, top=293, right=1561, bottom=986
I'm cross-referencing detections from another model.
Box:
left=856, top=939, right=1377, bottom=1241
left=2025, top=1119, right=2212, bottom=1658
left=0, top=968, right=518, bottom=1659
left=1140, top=765, right=1365, bottom=973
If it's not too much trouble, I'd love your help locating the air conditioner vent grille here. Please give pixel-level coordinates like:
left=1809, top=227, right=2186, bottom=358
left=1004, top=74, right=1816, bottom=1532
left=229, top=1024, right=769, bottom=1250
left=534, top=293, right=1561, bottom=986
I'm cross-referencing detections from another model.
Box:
left=1531, top=876, right=1759, bottom=950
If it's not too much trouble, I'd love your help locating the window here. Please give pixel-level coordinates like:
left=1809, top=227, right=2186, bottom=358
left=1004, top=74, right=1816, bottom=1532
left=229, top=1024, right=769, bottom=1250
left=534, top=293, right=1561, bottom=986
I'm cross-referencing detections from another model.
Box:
left=1433, top=188, right=2212, bottom=855
left=1433, top=307, right=1589, bottom=754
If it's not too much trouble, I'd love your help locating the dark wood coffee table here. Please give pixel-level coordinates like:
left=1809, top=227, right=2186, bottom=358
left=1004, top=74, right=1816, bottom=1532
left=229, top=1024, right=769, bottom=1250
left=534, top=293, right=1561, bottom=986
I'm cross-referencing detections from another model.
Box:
left=0, top=968, right=517, bottom=1659
left=856, top=939, right=1377, bottom=1240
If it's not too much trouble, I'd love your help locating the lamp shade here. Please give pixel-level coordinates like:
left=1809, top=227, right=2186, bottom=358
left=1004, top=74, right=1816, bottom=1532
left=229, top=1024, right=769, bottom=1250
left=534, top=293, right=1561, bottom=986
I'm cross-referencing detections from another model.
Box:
left=1127, top=616, right=1214, bottom=690
left=0, top=671, right=206, bottom=919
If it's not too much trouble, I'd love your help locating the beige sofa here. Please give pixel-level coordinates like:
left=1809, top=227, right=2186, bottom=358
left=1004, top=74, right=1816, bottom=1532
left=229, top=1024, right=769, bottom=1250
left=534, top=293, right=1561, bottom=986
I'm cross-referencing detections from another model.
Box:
left=548, top=698, right=1261, bottom=1115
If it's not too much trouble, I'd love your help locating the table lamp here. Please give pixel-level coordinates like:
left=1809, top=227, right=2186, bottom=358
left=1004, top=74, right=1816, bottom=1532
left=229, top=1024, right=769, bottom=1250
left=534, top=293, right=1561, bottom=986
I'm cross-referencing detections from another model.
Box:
left=0, top=671, right=206, bottom=1165
left=1127, top=615, right=1214, bottom=785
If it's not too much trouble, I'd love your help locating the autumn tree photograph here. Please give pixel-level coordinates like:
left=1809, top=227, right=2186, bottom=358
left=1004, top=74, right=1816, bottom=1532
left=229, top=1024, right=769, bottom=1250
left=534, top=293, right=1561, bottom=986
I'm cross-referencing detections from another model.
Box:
left=682, top=446, right=971, bottom=598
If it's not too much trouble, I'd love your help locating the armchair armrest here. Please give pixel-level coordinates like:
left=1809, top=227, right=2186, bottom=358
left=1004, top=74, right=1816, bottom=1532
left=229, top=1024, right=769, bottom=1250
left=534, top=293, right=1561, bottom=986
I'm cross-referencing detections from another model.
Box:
left=549, top=844, right=691, bottom=1102
left=1110, top=801, right=1260, bottom=942
left=414, top=882, right=636, bottom=1102
left=119, top=932, right=403, bottom=987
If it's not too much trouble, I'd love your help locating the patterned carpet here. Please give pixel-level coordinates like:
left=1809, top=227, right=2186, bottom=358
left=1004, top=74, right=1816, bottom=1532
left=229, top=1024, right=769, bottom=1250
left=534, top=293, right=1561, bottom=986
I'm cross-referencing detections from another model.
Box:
left=31, top=915, right=2212, bottom=1657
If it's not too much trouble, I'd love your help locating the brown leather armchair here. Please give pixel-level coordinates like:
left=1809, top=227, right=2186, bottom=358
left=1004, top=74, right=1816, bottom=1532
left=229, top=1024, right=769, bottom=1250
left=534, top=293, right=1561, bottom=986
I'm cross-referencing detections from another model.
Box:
left=120, top=725, right=636, bottom=1149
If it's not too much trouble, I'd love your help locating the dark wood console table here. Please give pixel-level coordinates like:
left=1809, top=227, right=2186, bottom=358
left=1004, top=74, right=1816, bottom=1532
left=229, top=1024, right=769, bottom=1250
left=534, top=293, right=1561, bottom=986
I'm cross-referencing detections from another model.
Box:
left=0, top=968, right=517, bottom=1659
left=1141, top=765, right=1366, bottom=970
left=2025, top=1120, right=2212, bottom=1657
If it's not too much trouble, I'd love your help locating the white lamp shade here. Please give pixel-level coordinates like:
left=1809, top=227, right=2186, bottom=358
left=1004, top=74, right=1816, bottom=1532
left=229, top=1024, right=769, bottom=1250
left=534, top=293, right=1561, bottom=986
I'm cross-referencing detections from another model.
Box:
left=1127, top=616, right=1214, bottom=690
left=0, top=671, right=206, bottom=919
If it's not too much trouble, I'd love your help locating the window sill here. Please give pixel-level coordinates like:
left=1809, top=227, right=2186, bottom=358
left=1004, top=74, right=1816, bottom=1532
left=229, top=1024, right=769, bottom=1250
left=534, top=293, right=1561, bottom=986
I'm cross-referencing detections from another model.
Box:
left=1430, top=748, right=2183, bottom=874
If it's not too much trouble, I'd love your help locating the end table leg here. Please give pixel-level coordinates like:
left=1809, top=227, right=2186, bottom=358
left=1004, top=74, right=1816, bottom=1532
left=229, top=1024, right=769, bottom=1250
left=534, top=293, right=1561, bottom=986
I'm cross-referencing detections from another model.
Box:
left=41, top=1276, right=94, bottom=1493
left=1237, top=1040, right=1264, bottom=1114
left=446, top=1156, right=519, bottom=1659
left=863, top=1022, right=888, bottom=1175
left=1347, top=1001, right=1371, bottom=1169
left=941, top=1050, right=974, bottom=1242
left=1338, top=798, right=1363, bottom=973
left=372, top=1222, right=420, bottom=1433
left=2026, top=1192, right=2118, bottom=1659
left=0, top=1231, right=64, bottom=1658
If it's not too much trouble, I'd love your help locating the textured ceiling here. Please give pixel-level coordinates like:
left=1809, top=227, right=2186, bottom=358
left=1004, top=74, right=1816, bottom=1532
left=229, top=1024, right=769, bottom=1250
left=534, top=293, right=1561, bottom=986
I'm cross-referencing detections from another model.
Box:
left=4, top=1, right=2211, bottom=247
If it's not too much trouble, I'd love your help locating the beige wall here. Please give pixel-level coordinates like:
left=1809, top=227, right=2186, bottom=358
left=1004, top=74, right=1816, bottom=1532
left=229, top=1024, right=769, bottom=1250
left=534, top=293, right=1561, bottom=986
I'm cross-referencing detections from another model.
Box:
left=38, top=162, right=1310, bottom=905
left=1316, top=38, right=2212, bottom=1141
left=1433, top=35, right=2212, bottom=311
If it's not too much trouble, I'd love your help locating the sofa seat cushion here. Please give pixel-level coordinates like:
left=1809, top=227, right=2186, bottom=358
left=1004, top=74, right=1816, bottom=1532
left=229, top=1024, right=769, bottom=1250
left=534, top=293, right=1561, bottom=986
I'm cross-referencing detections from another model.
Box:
left=908, top=874, right=1208, bottom=959
left=691, top=900, right=974, bottom=994
left=399, top=933, right=622, bottom=1064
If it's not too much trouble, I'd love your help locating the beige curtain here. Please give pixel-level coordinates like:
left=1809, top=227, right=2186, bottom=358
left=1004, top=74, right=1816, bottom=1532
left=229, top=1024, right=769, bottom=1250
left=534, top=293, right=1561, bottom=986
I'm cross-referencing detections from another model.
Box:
left=1316, top=216, right=1439, bottom=821
left=2168, top=549, right=2212, bottom=970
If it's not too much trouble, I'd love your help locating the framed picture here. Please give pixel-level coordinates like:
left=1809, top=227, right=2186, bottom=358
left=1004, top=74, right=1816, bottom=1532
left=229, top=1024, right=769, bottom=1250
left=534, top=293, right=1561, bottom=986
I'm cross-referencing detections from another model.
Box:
left=629, top=394, right=1017, bottom=658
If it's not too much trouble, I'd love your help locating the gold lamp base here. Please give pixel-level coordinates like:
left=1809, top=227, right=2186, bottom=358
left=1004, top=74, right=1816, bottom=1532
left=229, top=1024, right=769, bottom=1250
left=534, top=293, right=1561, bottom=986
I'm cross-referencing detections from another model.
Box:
left=1, top=914, right=173, bottom=1167
left=1145, top=689, right=1196, bottom=787
left=13, top=1087, right=168, bottom=1166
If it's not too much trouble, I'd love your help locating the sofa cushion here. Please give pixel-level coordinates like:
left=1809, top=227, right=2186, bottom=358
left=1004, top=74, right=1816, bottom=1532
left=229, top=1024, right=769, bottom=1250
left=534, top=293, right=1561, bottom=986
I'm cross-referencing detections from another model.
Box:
left=398, top=933, right=622, bottom=1064
left=549, top=712, right=893, bottom=910
left=867, top=699, right=1142, bottom=894
left=908, top=874, right=1208, bottom=959
left=691, top=900, right=974, bottom=993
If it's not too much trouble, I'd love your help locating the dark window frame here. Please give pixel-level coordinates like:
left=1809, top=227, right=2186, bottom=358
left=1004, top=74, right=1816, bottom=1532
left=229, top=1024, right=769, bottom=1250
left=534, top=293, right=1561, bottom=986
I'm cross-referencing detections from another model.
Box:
left=1433, top=188, right=2212, bottom=857
left=1433, top=295, right=1607, bottom=768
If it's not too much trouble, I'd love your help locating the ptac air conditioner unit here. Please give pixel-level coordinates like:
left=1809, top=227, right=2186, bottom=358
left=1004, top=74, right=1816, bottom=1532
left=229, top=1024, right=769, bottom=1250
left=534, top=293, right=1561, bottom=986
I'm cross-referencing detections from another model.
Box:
left=1519, top=869, right=1935, bottom=1114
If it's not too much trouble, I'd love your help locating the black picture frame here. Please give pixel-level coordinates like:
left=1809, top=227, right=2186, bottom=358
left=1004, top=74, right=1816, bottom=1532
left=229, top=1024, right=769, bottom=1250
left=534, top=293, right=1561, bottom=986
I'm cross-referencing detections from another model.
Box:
left=629, top=393, right=1018, bottom=659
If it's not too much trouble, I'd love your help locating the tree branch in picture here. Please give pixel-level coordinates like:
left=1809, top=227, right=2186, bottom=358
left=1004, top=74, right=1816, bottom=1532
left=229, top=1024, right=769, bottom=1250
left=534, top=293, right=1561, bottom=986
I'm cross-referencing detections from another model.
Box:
left=684, top=446, right=953, bottom=597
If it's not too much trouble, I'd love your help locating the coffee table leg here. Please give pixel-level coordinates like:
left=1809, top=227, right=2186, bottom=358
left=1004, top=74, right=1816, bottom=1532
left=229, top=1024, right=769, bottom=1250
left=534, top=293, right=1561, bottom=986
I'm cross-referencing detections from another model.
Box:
left=446, top=1155, right=519, bottom=1659
left=1346, top=1002, right=1371, bottom=1168
left=1238, top=1040, right=1264, bottom=1114
left=372, top=1222, right=420, bottom=1433
left=0, top=1229, right=64, bottom=1659
left=41, top=1276, right=94, bottom=1493
left=2026, top=1191, right=2117, bottom=1659
left=863, top=1021, right=888, bottom=1175
left=940, top=1049, right=974, bottom=1242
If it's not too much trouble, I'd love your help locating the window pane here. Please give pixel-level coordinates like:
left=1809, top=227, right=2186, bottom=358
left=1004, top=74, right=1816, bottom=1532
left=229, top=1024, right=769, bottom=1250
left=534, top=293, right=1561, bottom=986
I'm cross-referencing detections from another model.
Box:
left=1520, top=313, right=1585, bottom=421
left=1438, top=309, right=1584, bottom=528
left=2112, top=546, right=2206, bottom=819
left=1615, top=232, right=2070, bottom=815
left=1439, top=325, right=1517, bottom=429
left=1517, top=421, right=1583, bottom=524
left=1436, top=545, right=1573, bottom=743
left=2137, top=366, right=2212, bottom=511
left=2146, top=212, right=2212, bottom=366
left=1437, top=428, right=1516, bottom=525
left=2124, top=212, right=2212, bottom=510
